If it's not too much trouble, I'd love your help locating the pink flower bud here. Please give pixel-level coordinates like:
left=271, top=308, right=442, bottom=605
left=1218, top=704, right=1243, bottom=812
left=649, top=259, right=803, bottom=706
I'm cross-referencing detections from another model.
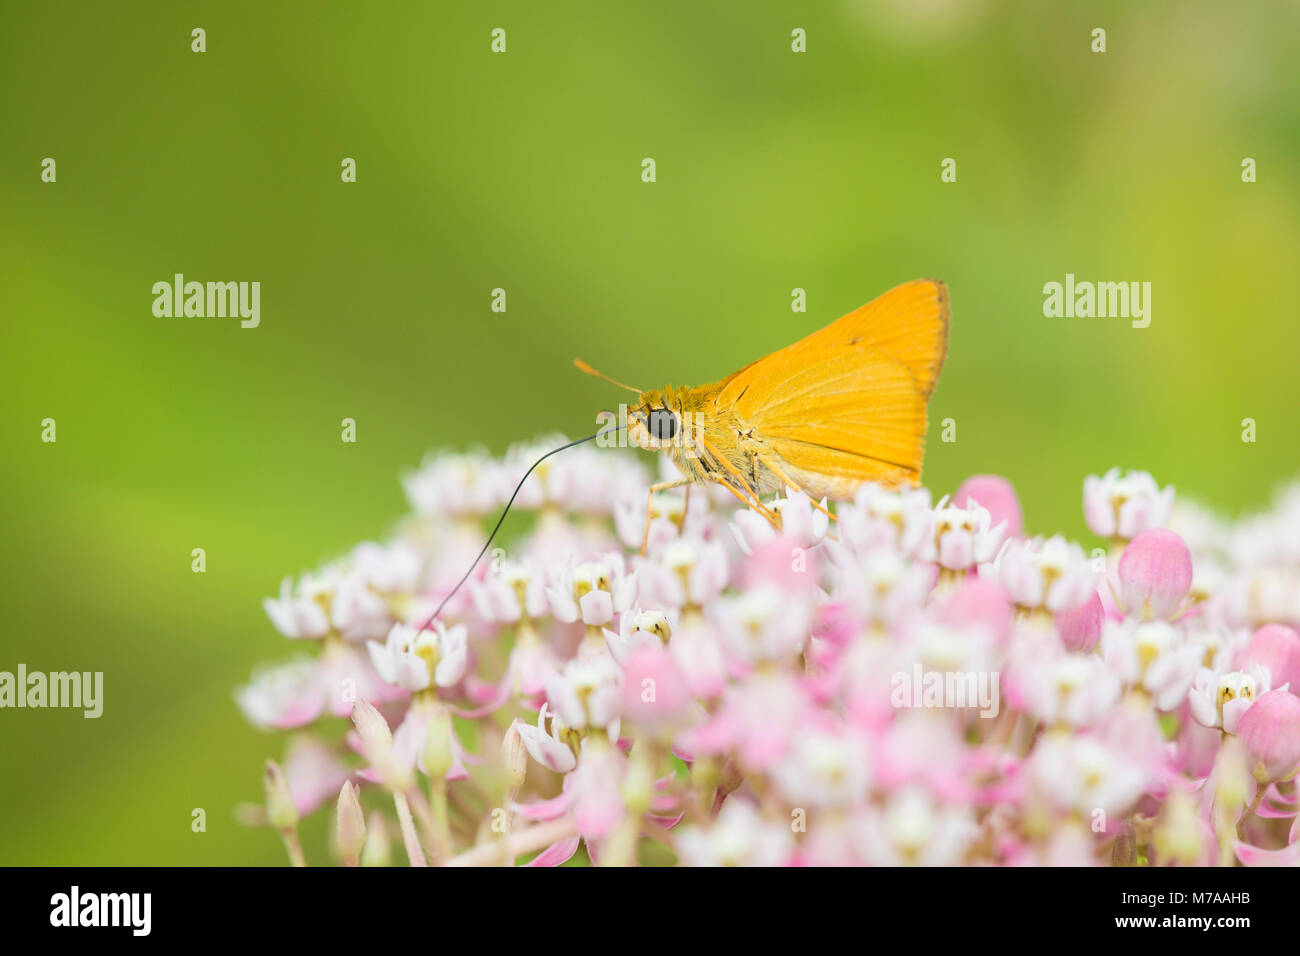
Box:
left=1117, top=530, right=1193, bottom=621
left=932, top=577, right=1013, bottom=648
left=1235, top=688, right=1300, bottom=783
left=1056, top=589, right=1103, bottom=652
left=954, top=474, right=1023, bottom=538
left=621, top=643, right=691, bottom=733
left=1235, top=624, right=1300, bottom=694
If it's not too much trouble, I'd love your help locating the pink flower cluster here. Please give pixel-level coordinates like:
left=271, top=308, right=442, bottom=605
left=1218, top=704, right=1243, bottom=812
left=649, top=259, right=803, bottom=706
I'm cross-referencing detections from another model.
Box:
left=239, top=443, right=1300, bottom=866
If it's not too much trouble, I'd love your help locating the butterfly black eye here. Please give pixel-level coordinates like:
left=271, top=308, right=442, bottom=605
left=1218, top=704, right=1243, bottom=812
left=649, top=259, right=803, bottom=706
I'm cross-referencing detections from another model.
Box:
left=647, top=408, right=678, bottom=441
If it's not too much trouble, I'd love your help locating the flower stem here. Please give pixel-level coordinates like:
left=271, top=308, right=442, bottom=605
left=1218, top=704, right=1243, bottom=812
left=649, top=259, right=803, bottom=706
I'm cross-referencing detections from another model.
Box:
left=278, top=826, right=307, bottom=867
left=446, top=817, right=577, bottom=867
left=393, top=791, right=428, bottom=867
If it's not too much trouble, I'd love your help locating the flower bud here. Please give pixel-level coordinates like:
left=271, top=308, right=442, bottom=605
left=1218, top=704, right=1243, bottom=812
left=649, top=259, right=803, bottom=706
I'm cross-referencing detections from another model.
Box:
left=423, top=705, right=454, bottom=780
left=1235, top=624, right=1300, bottom=694
left=336, top=781, right=367, bottom=866
left=1117, top=530, right=1192, bottom=621
left=502, top=721, right=528, bottom=795
left=1152, top=789, right=1211, bottom=866
left=1056, top=589, right=1103, bottom=652
left=1212, top=735, right=1250, bottom=812
left=263, top=759, right=298, bottom=831
left=1236, top=687, right=1300, bottom=783
left=351, top=699, right=410, bottom=791
left=361, top=811, right=391, bottom=867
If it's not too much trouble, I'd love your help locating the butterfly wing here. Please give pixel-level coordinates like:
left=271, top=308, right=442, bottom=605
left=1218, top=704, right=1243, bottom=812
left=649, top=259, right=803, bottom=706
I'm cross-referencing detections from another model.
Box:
left=701, top=280, right=950, bottom=494
left=717, top=278, right=950, bottom=404
left=731, top=344, right=930, bottom=490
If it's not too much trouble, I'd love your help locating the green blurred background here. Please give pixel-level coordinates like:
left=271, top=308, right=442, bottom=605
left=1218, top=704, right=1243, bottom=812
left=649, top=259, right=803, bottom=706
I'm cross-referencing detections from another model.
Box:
left=2, top=0, right=1296, bottom=864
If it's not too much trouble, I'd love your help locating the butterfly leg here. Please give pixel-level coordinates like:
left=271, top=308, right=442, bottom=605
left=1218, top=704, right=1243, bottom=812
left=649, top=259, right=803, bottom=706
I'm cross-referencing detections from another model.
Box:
left=642, top=478, right=691, bottom=555
left=754, top=451, right=839, bottom=523
left=693, top=433, right=780, bottom=527
left=707, top=473, right=780, bottom=526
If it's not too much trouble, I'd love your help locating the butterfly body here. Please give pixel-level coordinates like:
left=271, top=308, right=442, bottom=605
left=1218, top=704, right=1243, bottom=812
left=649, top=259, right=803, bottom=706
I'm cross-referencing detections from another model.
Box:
left=615, top=279, right=950, bottom=520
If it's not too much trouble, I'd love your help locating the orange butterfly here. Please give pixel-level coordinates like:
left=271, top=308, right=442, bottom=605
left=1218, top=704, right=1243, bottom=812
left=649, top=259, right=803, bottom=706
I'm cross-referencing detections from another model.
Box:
left=577, top=278, right=950, bottom=550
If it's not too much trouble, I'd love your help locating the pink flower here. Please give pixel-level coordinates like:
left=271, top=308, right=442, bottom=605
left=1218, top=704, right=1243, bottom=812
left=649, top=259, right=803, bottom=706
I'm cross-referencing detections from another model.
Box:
left=1055, top=589, right=1103, bottom=652
left=236, top=658, right=326, bottom=729
left=283, top=735, right=350, bottom=816
left=569, top=739, right=626, bottom=840
left=1236, top=688, right=1300, bottom=782
left=686, top=671, right=812, bottom=770
left=953, top=474, right=1023, bottom=538
left=667, top=621, right=729, bottom=700
left=1235, top=624, right=1300, bottom=695
left=620, top=643, right=691, bottom=734
left=1117, top=530, right=1193, bottom=621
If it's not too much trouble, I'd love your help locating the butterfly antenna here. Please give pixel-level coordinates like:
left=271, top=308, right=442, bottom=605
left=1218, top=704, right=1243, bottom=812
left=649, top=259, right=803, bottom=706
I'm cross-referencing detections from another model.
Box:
left=410, top=426, right=624, bottom=634
left=574, top=358, right=642, bottom=395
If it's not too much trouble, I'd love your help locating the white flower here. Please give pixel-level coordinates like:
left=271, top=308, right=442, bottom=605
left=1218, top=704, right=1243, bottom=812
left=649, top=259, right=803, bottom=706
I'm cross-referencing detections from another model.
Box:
left=1017, top=645, right=1120, bottom=729
left=545, top=555, right=637, bottom=626
left=514, top=705, right=577, bottom=773
left=262, top=573, right=333, bottom=639
left=994, top=535, right=1098, bottom=612
left=1030, top=734, right=1148, bottom=816
left=544, top=655, right=623, bottom=734
left=837, top=483, right=934, bottom=559
left=401, top=450, right=502, bottom=518
left=676, top=799, right=794, bottom=867
left=331, top=572, right=394, bottom=641
left=1100, top=619, right=1201, bottom=710
left=367, top=621, right=467, bottom=692
left=854, top=787, right=975, bottom=866
left=922, top=499, right=1006, bottom=570
left=771, top=730, right=871, bottom=809
left=1083, top=468, right=1174, bottom=539
left=235, top=658, right=324, bottom=729
left=1188, top=665, right=1273, bottom=733
left=731, top=490, right=829, bottom=553
left=710, top=586, right=813, bottom=666
left=349, top=540, right=422, bottom=593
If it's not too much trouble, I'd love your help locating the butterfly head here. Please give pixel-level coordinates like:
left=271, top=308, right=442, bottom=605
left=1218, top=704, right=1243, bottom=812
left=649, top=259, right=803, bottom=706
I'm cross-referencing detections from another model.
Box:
left=626, top=390, right=681, bottom=451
